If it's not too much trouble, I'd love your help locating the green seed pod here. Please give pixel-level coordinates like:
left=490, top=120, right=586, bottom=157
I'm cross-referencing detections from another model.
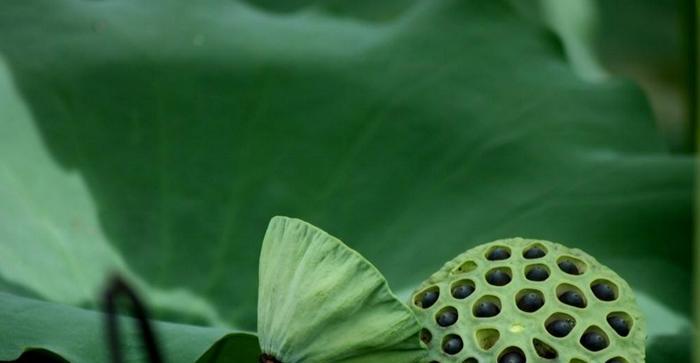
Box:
left=410, top=238, right=645, bottom=362
left=258, top=216, right=427, bottom=363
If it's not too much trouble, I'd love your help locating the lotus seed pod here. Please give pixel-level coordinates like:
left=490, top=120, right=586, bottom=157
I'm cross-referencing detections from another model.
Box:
left=410, top=238, right=646, bottom=362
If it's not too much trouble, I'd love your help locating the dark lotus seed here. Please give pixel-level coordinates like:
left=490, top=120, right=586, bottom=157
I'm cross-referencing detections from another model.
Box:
left=607, top=315, right=630, bottom=336
left=524, top=246, right=546, bottom=259
left=559, top=290, right=585, bottom=308
left=464, top=359, right=478, bottom=363
left=486, top=269, right=511, bottom=286
left=437, top=309, right=458, bottom=327
left=558, top=260, right=580, bottom=275
left=592, top=283, right=616, bottom=301
left=443, top=335, right=463, bottom=355
left=487, top=247, right=510, bottom=261
left=452, top=284, right=475, bottom=299
left=581, top=331, right=608, bottom=352
left=517, top=292, right=544, bottom=312
left=474, top=302, right=500, bottom=317
left=526, top=266, right=549, bottom=281
left=421, top=290, right=439, bottom=308
left=499, top=351, right=525, bottom=363
left=546, top=319, right=574, bottom=337
left=606, top=359, right=625, bottom=363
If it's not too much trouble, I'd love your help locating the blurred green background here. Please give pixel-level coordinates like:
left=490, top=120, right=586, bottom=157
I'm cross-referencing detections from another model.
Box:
left=0, top=0, right=694, bottom=362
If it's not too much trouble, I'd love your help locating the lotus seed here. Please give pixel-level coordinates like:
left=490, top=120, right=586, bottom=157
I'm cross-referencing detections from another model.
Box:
left=606, top=359, right=625, bottom=363
left=421, top=290, right=439, bottom=308
left=525, top=266, right=549, bottom=281
left=486, top=269, right=511, bottom=286
left=558, top=260, right=580, bottom=275
left=546, top=319, right=574, bottom=337
left=580, top=331, right=608, bottom=351
left=559, top=290, right=585, bottom=308
left=607, top=315, right=630, bottom=337
left=474, top=301, right=500, bottom=317
left=517, top=292, right=544, bottom=312
left=464, top=359, right=478, bottom=363
left=443, top=335, right=463, bottom=355
left=437, top=309, right=458, bottom=327
left=524, top=246, right=546, bottom=259
left=592, top=283, right=616, bottom=301
left=499, top=351, right=525, bottom=363
left=487, top=247, right=510, bottom=261
left=452, top=283, right=475, bottom=299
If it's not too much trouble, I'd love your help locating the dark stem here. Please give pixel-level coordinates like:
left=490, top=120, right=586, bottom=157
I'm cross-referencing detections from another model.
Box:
left=103, top=276, right=164, bottom=363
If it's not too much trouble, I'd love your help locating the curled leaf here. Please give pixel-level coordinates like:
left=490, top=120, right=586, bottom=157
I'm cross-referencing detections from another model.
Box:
left=258, top=216, right=425, bottom=363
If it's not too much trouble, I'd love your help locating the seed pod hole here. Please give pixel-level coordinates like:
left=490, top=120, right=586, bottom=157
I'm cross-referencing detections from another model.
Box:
left=486, top=246, right=511, bottom=261
left=590, top=279, right=618, bottom=302
left=451, top=279, right=476, bottom=299
left=556, top=284, right=587, bottom=308
left=580, top=326, right=609, bottom=352
left=420, top=328, right=432, bottom=344
left=606, top=312, right=632, bottom=337
left=475, top=328, right=500, bottom=351
left=523, top=243, right=547, bottom=259
left=570, top=359, right=586, bottom=363
left=516, top=289, right=545, bottom=313
left=497, top=346, right=526, bottom=363
left=524, top=264, right=550, bottom=282
left=545, top=313, right=576, bottom=338
left=606, top=357, right=628, bottom=363
left=454, top=260, right=478, bottom=274
left=464, top=358, right=478, bottom=363
left=415, top=287, right=440, bottom=309
left=485, top=267, right=512, bottom=286
left=473, top=295, right=501, bottom=318
left=533, top=338, right=557, bottom=359
left=556, top=256, right=587, bottom=275
left=442, top=334, right=464, bottom=355
left=436, top=306, right=459, bottom=327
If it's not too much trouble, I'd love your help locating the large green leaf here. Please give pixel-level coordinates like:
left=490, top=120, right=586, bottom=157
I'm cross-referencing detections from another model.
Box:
left=0, top=62, right=255, bottom=361
left=195, top=333, right=260, bottom=363
left=0, top=292, right=258, bottom=363
left=0, top=0, right=692, bottom=361
left=536, top=0, right=693, bottom=151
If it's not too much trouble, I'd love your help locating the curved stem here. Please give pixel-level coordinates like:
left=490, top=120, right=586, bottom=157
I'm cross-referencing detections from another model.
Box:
left=103, top=276, right=164, bottom=363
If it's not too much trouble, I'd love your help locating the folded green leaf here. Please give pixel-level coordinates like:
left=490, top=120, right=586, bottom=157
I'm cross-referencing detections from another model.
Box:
left=258, top=216, right=425, bottom=363
left=0, top=292, right=257, bottom=363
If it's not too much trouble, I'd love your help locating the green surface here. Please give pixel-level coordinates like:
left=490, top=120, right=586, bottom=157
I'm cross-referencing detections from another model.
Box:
left=0, top=292, right=256, bottom=363
left=0, top=0, right=692, bottom=361
left=258, top=217, right=425, bottom=363
left=195, top=333, right=260, bottom=363
left=539, top=0, right=694, bottom=151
